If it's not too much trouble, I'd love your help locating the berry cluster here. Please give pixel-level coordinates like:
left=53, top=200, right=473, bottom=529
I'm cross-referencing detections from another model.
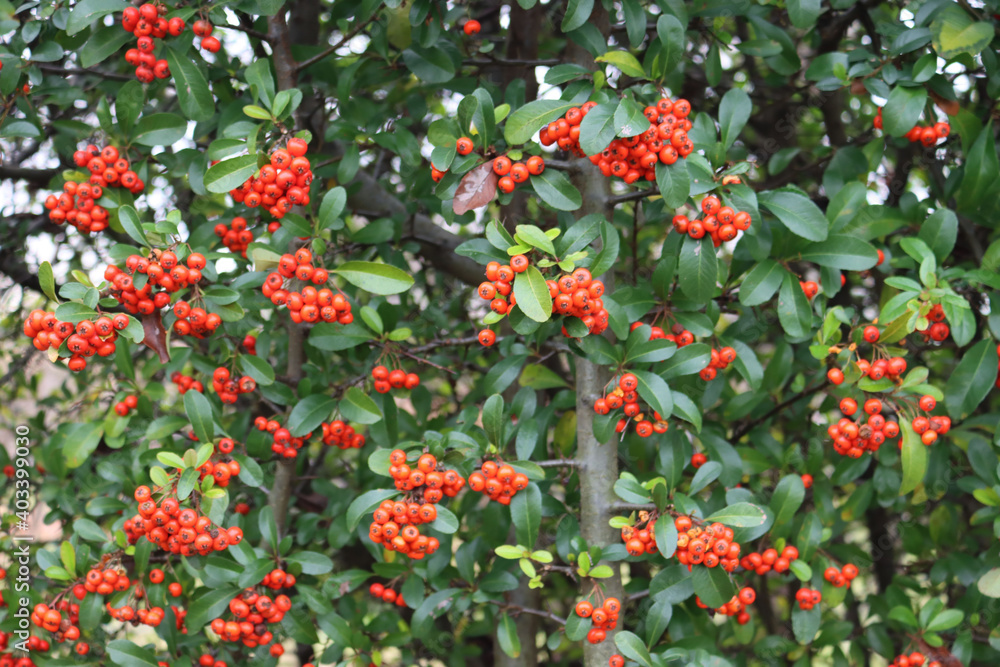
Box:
left=890, top=652, right=939, bottom=667
left=794, top=587, right=822, bottom=610
left=695, top=586, right=756, bottom=624
left=196, top=453, right=241, bottom=489
left=208, top=572, right=294, bottom=650
left=197, top=655, right=229, bottom=667
left=387, top=450, right=465, bottom=498
left=593, top=373, right=669, bottom=438
left=113, top=395, right=139, bottom=417
left=149, top=568, right=184, bottom=597
left=823, top=563, right=859, bottom=588
left=675, top=516, right=742, bottom=571
left=44, top=182, right=108, bottom=234
left=874, top=108, right=950, bottom=146
left=170, top=372, right=204, bottom=394
left=172, top=299, right=223, bottom=338
left=120, top=4, right=181, bottom=81
left=124, top=486, right=243, bottom=555
left=230, top=139, right=313, bottom=219
left=81, top=566, right=131, bottom=597
left=319, top=420, right=366, bottom=450
left=371, top=365, right=421, bottom=393
left=671, top=195, right=753, bottom=246
left=368, top=498, right=442, bottom=560
left=106, top=599, right=168, bottom=628
left=106, top=250, right=206, bottom=315
left=620, top=510, right=660, bottom=557
left=211, top=367, right=256, bottom=404
left=740, top=545, right=799, bottom=576
left=577, top=97, right=695, bottom=183
left=829, top=397, right=900, bottom=457
left=631, top=320, right=695, bottom=346
left=468, top=459, right=530, bottom=505
left=191, top=19, right=221, bottom=53
left=573, top=597, right=621, bottom=645
left=700, top=345, right=737, bottom=381
left=23, top=309, right=126, bottom=372
left=214, top=216, right=254, bottom=258
left=253, top=417, right=312, bottom=459
left=30, top=601, right=83, bottom=648
left=491, top=154, right=546, bottom=194
left=915, top=304, right=950, bottom=342
left=368, top=582, right=407, bottom=608
left=262, top=248, right=353, bottom=324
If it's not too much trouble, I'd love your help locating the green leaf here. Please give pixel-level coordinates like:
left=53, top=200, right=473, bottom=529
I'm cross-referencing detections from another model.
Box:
left=81, top=25, right=134, bottom=68
left=632, top=370, right=673, bottom=420
left=977, top=568, right=1000, bottom=597
left=562, top=0, right=594, bottom=32
left=655, top=15, right=685, bottom=76
left=531, top=168, right=582, bottom=211
left=792, top=605, right=821, bottom=644
left=483, top=394, right=504, bottom=446
left=186, top=585, right=242, bottom=631
left=515, top=224, right=556, bottom=255
left=243, top=104, right=272, bottom=120
left=759, top=190, right=828, bottom=241
left=678, top=236, right=717, bottom=302
left=615, top=631, right=653, bottom=667
left=653, top=514, right=678, bottom=558
left=134, top=113, right=187, bottom=147
left=513, top=266, right=553, bottom=323
left=156, top=451, right=185, bottom=469
left=739, top=259, right=784, bottom=306
left=579, top=101, right=619, bottom=156
left=689, top=461, right=721, bottom=494
left=340, top=387, right=382, bottom=425
left=318, top=186, right=347, bottom=229
left=287, top=394, right=336, bottom=437
left=401, top=47, right=456, bottom=84
left=718, top=88, right=751, bottom=150
left=899, top=418, right=928, bottom=495
left=931, top=6, right=994, bottom=58
left=117, top=205, right=149, bottom=247
left=308, top=322, right=372, bottom=351
left=285, top=551, right=335, bottom=575
left=596, top=50, right=645, bottom=78
left=346, top=489, right=399, bottom=532
left=497, top=612, right=522, bottom=658
left=334, top=261, right=414, bottom=295
left=504, top=100, right=576, bottom=145
left=237, top=355, right=275, bottom=386
left=66, top=0, right=126, bottom=36
left=777, top=271, right=812, bottom=338
left=511, top=484, right=542, bottom=548
left=54, top=302, right=97, bottom=324
left=60, top=540, right=76, bottom=577
left=798, top=235, right=878, bottom=270
left=944, top=339, right=998, bottom=420
left=881, top=85, right=928, bottom=137
left=655, top=161, right=689, bottom=208
left=38, top=261, right=57, bottom=302
left=788, top=0, right=821, bottom=28
left=691, top=565, right=735, bottom=608
left=918, top=209, right=958, bottom=261
left=705, top=502, right=768, bottom=528
left=183, top=391, right=214, bottom=444
left=925, top=608, right=964, bottom=632
left=429, top=504, right=460, bottom=533
left=957, top=122, right=999, bottom=212
left=204, top=154, right=258, bottom=194
left=164, top=46, right=215, bottom=122
left=106, top=640, right=159, bottom=667
left=769, top=475, right=805, bottom=531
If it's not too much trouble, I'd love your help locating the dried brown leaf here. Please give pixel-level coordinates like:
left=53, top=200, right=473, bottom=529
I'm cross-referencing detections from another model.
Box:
left=452, top=161, right=498, bottom=215
left=141, top=311, right=170, bottom=363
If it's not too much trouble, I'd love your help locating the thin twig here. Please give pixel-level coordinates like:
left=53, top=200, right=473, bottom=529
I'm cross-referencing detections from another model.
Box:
left=295, top=15, right=380, bottom=72
left=463, top=58, right=562, bottom=67
left=36, top=64, right=132, bottom=82
left=608, top=502, right=656, bottom=513
left=730, top=382, right=827, bottom=440
left=536, top=459, right=581, bottom=468
left=225, top=22, right=269, bottom=41
left=608, top=189, right=656, bottom=206
left=486, top=600, right=566, bottom=625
